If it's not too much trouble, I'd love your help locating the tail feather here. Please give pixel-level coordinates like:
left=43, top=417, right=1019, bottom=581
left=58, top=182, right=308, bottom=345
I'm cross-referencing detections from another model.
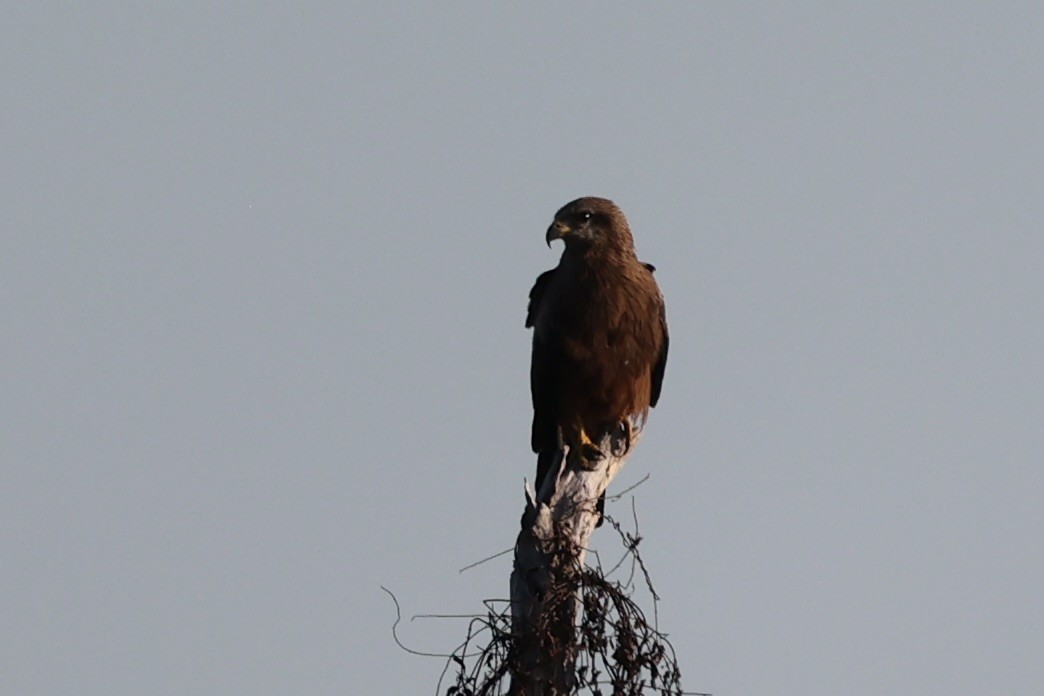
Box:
left=534, top=450, right=558, bottom=497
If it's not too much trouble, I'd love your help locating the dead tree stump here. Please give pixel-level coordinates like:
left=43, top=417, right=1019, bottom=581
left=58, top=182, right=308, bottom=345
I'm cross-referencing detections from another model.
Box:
left=509, top=426, right=639, bottom=695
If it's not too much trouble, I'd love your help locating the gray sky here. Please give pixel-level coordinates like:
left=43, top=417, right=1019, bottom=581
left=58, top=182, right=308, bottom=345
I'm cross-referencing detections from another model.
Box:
left=3, top=3, right=1043, bottom=694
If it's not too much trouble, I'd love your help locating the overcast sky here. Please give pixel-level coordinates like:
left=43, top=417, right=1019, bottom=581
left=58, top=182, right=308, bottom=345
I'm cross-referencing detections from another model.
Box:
left=3, top=3, right=1043, bottom=695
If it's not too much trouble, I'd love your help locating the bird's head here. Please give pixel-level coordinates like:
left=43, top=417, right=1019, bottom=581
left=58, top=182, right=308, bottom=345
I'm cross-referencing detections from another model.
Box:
left=545, top=196, right=634, bottom=252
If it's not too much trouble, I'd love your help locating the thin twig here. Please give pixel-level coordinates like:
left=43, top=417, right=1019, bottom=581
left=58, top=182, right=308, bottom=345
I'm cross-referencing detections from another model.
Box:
left=459, top=546, right=513, bottom=573
left=380, top=586, right=454, bottom=659
left=607, top=473, right=651, bottom=501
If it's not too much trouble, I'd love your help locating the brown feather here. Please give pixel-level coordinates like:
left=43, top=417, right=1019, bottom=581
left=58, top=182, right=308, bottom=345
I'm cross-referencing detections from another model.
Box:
left=528, top=197, right=668, bottom=492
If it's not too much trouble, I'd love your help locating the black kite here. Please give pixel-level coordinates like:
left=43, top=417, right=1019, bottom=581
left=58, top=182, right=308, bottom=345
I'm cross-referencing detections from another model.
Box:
left=526, top=197, right=668, bottom=518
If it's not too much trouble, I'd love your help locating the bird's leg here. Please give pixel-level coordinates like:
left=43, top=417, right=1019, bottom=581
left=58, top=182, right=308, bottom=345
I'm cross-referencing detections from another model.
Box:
left=580, top=429, right=605, bottom=464
left=574, top=426, right=605, bottom=469
left=617, top=419, right=634, bottom=456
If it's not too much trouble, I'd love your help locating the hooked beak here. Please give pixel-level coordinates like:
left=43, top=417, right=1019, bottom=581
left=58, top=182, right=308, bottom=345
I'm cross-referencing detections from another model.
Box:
left=546, top=220, right=570, bottom=247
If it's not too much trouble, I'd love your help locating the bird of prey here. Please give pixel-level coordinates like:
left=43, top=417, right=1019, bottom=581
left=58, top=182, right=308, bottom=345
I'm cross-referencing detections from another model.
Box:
left=526, top=197, right=668, bottom=519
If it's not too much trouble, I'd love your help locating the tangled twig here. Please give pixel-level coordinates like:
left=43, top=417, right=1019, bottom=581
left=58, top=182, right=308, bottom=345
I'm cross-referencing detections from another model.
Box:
left=437, top=509, right=705, bottom=696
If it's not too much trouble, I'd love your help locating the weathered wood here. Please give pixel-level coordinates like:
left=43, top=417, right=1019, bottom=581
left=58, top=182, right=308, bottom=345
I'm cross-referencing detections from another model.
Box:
left=509, top=427, right=640, bottom=695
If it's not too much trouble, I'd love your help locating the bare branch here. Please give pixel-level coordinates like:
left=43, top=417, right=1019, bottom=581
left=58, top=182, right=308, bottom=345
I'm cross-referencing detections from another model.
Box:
left=440, top=506, right=698, bottom=695
left=459, top=546, right=513, bottom=574
left=380, top=586, right=455, bottom=659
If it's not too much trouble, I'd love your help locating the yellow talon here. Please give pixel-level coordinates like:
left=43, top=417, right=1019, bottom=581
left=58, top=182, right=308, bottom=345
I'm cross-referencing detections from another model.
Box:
left=576, top=427, right=605, bottom=466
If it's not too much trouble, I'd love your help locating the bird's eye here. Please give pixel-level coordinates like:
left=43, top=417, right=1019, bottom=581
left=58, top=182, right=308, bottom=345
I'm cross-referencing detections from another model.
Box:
left=578, top=211, right=592, bottom=222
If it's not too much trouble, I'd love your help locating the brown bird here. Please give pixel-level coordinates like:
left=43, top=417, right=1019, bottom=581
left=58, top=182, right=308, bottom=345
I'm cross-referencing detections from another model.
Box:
left=526, top=197, right=668, bottom=519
